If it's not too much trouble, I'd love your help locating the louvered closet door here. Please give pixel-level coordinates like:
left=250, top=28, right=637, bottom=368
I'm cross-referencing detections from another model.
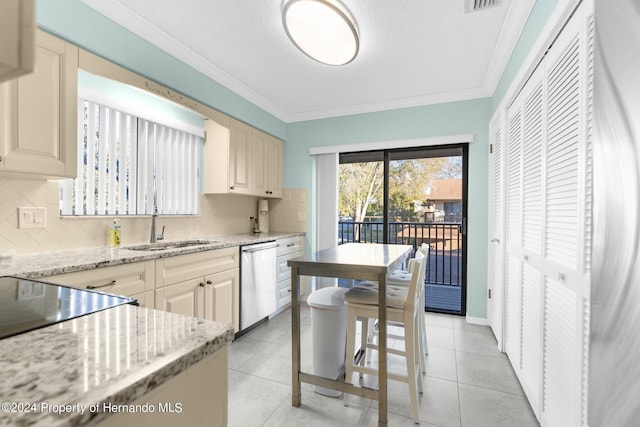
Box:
left=488, top=113, right=505, bottom=351
left=519, top=63, right=545, bottom=416
left=505, top=94, right=523, bottom=369
left=540, top=1, right=593, bottom=425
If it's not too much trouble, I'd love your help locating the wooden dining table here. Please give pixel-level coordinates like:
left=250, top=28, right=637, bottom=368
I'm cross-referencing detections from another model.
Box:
left=288, top=242, right=413, bottom=427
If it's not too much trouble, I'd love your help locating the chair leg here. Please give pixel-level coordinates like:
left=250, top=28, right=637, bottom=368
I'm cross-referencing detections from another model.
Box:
left=415, top=313, right=424, bottom=394
left=405, top=313, right=420, bottom=424
left=364, top=317, right=376, bottom=364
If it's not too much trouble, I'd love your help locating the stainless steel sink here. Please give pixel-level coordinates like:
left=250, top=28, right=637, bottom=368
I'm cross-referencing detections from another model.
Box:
left=125, top=239, right=220, bottom=251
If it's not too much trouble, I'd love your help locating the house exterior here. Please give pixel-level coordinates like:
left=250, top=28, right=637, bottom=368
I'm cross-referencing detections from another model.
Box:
left=421, top=178, right=463, bottom=223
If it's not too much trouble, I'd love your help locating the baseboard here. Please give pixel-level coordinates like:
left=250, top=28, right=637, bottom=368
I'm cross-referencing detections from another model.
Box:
left=465, top=315, right=489, bottom=326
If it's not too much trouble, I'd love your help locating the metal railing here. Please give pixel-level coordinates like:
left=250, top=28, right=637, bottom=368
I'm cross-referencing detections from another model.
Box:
left=338, top=221, right=462, bottom=286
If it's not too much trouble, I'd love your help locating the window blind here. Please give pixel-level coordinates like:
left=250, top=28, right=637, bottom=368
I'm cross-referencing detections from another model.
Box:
left=60, top=99, right=200, bottom=216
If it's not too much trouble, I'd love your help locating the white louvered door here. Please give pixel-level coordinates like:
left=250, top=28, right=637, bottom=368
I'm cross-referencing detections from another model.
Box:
left=541, top=2, right=593, bottom=425
left=519, top=63, right=545, bottom=416
left=495, top=1, right=594, bottom=425
left=488, top=113, right=505, bottom=351
left=504, top=91, right=523, bottom=370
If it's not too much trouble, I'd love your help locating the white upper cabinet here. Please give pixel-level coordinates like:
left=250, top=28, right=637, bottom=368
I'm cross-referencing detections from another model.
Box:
left=0, top=0, right=34, bottom=83
left=203, top=110, right=283, bottom=198
left=0, top=30, right=78, bottom=178
left=252, top=128, right=283, bottom=198
left=203, top=111, right=251, bottom=195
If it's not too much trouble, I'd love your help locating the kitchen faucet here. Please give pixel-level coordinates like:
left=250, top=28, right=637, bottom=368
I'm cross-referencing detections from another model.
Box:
left=150, top=207, right=165, bottom=243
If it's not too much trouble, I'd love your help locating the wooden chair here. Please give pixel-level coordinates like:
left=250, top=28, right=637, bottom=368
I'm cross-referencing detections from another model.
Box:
left=343, top=255, right=426, bottom=423
left=363, top=244, right=430, bottom=373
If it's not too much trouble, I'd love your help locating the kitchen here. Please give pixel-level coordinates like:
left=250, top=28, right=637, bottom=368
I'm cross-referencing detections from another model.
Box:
left=0, top=0, right=637, bottom=426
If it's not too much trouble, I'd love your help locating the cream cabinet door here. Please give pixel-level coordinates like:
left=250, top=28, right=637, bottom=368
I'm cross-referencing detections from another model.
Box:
left=265, top=135, right=283, bottom=198
left=252, top=129, right=283, bottom=198
left=228, top=119, right=251, bottom=194
left=0, top=30, right=77, bottom=177
left=0, top=0, right=34, bottom=82
left=252, top=129, right=267, bottom=196
left=204, top=268, right=239, bottom=332
left=155, top=278, right=204, bottom=318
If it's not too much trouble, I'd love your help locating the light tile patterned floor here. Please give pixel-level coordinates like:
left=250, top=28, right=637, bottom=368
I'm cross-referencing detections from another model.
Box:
left=227, top=306, right=539, bottom=427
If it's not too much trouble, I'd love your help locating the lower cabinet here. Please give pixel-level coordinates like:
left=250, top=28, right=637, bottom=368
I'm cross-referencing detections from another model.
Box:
left=204, top=269, right=239, bottom=330
left=96, top=346, right=228, bottom=427
left=154, top=268, right=239, bottom=331
left=44, top=247, right=240, bottom=332
left=155, top=247, right=240, bottom=333
left=44, top=260, right=155, bottom=309
left=155, top=278, right=202, bottom=318
left=275, top=236, right=304, bottom=313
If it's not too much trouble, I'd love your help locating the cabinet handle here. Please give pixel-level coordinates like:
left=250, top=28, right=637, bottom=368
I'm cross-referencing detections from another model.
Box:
left=287, top=243, right=295, bottom=247
left=206, top=280, right=212, bottom=285
left=199, top=282, right=205, bottom=287
left=0, top=156, right=3, bottom=162
left=87, top=280, right=116, bottom=290
left=230, top=186, right=234, bottom=190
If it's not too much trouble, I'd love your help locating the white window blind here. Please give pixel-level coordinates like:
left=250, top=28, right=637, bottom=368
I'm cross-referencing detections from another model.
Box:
left=60, top=99, right=200, bottom=216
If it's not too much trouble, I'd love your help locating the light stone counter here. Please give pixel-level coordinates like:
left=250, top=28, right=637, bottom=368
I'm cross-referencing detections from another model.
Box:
left=0, top=304, right=234, bottom=426
left=0, top=232, right=303, bottom=279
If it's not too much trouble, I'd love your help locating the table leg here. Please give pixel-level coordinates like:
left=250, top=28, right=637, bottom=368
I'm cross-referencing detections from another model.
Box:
left=291, top=267, right=301, bottom=407
left=377, top=272, right=388, bottom=426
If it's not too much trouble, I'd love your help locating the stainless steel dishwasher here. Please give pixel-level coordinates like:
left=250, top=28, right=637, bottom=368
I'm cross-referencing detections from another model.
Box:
left=240, top=241, right=278, bottom=333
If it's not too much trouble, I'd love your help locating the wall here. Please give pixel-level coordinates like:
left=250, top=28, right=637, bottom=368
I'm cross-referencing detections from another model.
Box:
left=286, top=99, right=492, bottom=319
left=0, top=176, right=265, bottom=253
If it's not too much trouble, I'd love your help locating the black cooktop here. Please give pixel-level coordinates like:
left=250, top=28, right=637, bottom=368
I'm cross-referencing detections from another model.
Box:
left=0, top=276, right=136, bottom=340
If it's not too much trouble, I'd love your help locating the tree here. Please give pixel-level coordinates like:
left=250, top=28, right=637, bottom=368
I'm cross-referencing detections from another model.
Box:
left=388, top=158, right=447, bottom=221
left=339, top=162, right=383, bottom=223
left=339, top=157, right=451, bottom=223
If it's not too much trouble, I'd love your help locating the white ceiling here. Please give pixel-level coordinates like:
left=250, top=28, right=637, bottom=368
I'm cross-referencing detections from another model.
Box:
left=80, top=0, right=535, bottom=123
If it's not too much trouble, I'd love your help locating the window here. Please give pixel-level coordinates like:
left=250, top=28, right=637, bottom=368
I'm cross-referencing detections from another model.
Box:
left=60, top=98, right=201, bottom=216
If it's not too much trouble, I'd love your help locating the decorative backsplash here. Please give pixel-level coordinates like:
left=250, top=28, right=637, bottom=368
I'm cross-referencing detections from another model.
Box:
left=0, top=176, right=307, bottom=255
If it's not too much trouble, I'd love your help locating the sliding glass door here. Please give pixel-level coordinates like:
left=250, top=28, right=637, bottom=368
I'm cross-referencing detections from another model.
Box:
left=338, top=145, right=468, bottom=315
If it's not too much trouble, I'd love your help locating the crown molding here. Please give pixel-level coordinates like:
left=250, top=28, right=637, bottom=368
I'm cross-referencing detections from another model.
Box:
left=80, top=0, right=291, bottom=121
left=480, top=0, right=536, bottom=95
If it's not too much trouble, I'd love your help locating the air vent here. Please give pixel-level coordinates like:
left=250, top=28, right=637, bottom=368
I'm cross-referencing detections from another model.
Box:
left=466, top=0, right=501, bottom=12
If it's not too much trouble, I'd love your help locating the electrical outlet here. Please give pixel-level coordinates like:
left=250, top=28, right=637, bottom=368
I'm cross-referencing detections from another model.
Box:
left=296, top=211, right=307, bottom=222
left=18, top=207, right=46, bottom=229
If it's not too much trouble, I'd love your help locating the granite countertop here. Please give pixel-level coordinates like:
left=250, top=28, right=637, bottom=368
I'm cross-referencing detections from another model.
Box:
left=0, top=304, right=234, bottom=427
left=0, top=232, right=303, bottom=279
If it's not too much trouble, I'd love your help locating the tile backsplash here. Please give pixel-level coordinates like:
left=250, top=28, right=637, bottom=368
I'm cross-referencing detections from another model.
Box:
left=0, top=176, right=307, bottom=255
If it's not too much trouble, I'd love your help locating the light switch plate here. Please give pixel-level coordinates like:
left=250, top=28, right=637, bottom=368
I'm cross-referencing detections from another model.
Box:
left=18, top=207, right=46, bottom=229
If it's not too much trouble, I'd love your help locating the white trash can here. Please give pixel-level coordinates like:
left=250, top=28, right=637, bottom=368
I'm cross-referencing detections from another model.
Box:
left=307, top=286, right=349, bottom=397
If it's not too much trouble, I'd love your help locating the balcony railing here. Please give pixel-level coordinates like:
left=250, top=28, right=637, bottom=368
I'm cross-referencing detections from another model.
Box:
left=338, top=221, right=462, bottom=287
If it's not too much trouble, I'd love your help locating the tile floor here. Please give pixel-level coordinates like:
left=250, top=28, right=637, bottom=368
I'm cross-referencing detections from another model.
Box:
left=227, top=306, right=539, bottom=426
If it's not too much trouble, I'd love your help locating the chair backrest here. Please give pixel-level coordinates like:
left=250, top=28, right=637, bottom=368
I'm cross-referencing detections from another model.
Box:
left=416, top=243, right=429, bottom=259
left=403, top=254, right=426, bottom=311
left=414, top=244, right=429, bottom=278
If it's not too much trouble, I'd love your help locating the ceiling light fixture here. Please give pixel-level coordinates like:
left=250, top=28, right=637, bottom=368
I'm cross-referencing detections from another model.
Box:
left=282, top=0, right=359, bottom=66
